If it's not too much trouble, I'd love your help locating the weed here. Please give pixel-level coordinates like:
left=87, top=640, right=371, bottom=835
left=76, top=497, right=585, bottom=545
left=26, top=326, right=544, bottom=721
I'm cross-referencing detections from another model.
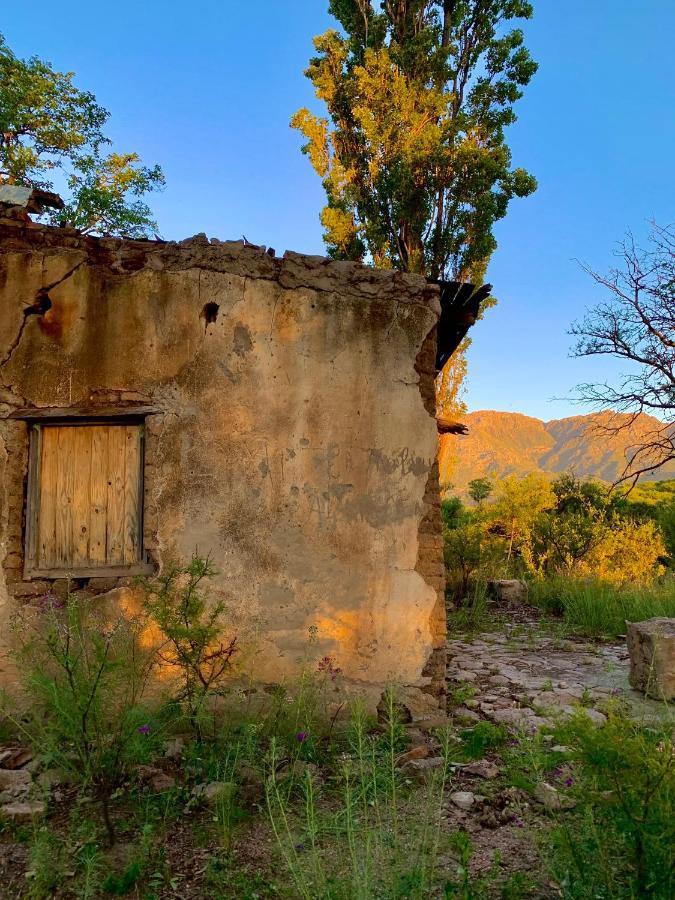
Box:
left=443, top=831, right=501, bottom=898
left=266, top=689, right=455, bottom=898
left=459, top=721, right=508, bottom=760
left=25, top=826, right=67, bottom=899
left=448, top=682, right=477, bottom=707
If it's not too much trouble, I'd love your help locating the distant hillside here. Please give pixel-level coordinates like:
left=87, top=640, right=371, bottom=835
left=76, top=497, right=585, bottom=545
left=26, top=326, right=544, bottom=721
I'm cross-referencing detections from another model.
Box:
left=439, top=410, right=675, bottom=496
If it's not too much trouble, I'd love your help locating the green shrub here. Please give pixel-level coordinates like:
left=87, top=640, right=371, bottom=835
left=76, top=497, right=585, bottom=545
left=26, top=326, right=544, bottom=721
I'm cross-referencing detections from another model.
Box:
left=546, top=712, right=674, bottom=898
left=11, top=592, right=158, bottom=845
left=266, top=691, right=456, bottom=899
left=142, top=555, right=237, bottom=740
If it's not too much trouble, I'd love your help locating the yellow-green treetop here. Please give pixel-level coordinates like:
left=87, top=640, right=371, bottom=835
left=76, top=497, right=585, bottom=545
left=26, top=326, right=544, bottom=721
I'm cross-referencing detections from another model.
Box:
left=292, top=1, right=537, bottom=280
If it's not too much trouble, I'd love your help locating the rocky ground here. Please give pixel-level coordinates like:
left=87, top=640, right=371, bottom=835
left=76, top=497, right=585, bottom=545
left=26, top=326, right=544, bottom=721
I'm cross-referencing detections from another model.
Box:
left=0, top=611, right=669, bottom=897
left=446, top=614, right=668, bottom=730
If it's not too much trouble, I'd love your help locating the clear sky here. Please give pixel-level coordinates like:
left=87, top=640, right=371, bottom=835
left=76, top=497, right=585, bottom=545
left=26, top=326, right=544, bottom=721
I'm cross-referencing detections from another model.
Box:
left=3, top=1, right=674, bottom=420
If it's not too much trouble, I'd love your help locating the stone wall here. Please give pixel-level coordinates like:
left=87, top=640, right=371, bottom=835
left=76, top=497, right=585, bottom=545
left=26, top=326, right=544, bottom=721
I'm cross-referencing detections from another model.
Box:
left=0, top=221, right=446, bottom=713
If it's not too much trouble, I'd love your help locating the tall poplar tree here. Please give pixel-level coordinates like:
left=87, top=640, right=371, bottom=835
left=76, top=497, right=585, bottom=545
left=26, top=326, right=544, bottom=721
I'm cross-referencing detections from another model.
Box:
left=292, top=2, right=537, bottom=414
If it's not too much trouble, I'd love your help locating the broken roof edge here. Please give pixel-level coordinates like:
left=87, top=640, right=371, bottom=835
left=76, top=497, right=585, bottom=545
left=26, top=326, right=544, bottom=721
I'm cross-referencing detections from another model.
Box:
left=0, top=218, right=441, bottom=312
left=434, top=280, right=492, bottom=372
left=0, top=185, right=65, bottom=213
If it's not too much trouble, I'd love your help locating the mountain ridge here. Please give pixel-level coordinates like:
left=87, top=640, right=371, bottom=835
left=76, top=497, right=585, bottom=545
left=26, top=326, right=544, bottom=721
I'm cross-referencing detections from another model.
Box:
left=439, top=410, right=675, bottom=495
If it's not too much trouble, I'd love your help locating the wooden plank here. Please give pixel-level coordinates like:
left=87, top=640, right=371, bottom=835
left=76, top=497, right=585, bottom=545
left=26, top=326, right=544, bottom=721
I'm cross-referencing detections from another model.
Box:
left=71, top=426, right=93, bottom=565
left=24, top=426, right=42, bottom=572
left=55, top=426, right=75, bottom=568
left=24, top=563, right=155, bottom=580
left=89, top=426, right=109, bottom=565
left=37, top=426, right=58, bottom=569
left=122, top=425, right=141, bottom=564
left=106, top=426, right=126, bottom=565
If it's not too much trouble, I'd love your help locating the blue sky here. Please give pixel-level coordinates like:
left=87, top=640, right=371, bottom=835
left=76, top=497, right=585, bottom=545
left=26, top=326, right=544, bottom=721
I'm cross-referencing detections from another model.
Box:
left=4, top=1, right=674, bottom=420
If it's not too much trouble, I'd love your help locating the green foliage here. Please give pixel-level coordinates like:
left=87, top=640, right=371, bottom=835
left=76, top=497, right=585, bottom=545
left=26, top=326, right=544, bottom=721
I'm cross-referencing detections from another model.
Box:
left=620, top=479, right=675, bottom=563
left=142, top=555, right=237, bottom=741
left=529, top=575, right=675, bottom=638
left=0, top=32, right=164, bottom=236
left=26, top=826, right=68, bottom=898
left=546, top=713, right=674, bottom=898
left=11, top=593, right=157, bottom=845
left=54, top=152, right=165, bottom=238
left=467, top=477, right=493, bottom=505
left=459, top=720, right=507, bottom=760
left=442, top=475, right=669, bottom=598
left=102, top=861, right=143, bottom=895
left=292, top=1, right=537, bottom=280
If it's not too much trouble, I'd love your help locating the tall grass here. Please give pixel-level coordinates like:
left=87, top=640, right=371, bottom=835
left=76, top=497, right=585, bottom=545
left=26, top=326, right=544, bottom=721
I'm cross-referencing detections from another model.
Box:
left=529, top=576, right=675, bottom=637
left=265, top=691, right=456, bottom=899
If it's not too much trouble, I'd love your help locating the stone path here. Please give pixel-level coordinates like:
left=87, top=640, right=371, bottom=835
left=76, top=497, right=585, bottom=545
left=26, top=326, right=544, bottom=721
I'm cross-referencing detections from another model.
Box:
left=446, top=618, right=669, bottom=731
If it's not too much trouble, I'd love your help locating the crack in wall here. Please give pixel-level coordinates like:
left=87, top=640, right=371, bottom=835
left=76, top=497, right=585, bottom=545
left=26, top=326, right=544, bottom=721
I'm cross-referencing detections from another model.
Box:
left=0, top=257, right=87, bottom=373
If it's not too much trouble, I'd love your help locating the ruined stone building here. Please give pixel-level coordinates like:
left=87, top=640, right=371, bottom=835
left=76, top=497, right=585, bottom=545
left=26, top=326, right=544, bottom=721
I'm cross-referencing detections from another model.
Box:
left=0, top=194, right=479, bottom=714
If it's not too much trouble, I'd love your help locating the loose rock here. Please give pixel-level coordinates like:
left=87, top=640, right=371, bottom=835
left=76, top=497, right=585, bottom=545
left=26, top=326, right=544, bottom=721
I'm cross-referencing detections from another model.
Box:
left=396, top=745, right=429, bottom=767
left=534, top=781, right=575, bottom=811
left=464, top=759, right=499, bottom=780
left=0, top=800, right=45, bottom=822
left=450, top=791, right=475, bottom=810
left=627, top=618, right=675, bottom=700
left=400, top=757, right=445, bottom=782
left=487, top=580, right=528, bottom=606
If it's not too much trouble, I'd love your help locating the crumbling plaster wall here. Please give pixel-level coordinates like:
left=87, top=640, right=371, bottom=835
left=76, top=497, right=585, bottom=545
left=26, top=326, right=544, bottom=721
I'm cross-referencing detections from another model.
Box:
left=0, top=223, right=446, bottom=712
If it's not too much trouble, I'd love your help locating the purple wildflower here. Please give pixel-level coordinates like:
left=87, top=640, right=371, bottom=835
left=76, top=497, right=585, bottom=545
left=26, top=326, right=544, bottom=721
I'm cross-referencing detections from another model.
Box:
left=317, top=655, right=342, bottom=681
left=296, top=731, right=307, bottom=743
left=37, top=591, right=65, bottom=613
left=514, top=817, right=524, bottom=828
left=565, top=776, right=574, bottom=788
left=137, top=724, right=151, bottom=735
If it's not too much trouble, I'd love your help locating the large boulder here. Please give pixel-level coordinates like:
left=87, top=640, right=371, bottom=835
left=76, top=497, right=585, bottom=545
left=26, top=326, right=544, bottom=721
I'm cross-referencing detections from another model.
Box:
left=487, top=579, right=528, bottom=606
left=626, top=618, right=675, bottom=700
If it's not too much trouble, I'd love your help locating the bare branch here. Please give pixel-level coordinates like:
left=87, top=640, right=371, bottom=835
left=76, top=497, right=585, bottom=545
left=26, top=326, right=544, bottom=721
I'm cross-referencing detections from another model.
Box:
left=571, top=223, right=675, bottom=484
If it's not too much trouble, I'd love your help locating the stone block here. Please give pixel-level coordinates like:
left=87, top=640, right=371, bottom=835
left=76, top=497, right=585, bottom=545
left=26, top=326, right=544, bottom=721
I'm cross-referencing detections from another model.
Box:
left=487, top=579, right=528, bottom=606
left=626, top=618, right=675, bottom=700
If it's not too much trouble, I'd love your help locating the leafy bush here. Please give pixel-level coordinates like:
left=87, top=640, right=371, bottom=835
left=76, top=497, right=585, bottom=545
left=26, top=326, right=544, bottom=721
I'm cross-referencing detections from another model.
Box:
left=142, top=555, right=237, bottom=740
left=546, top=712, right=674, bottom=898
left=443, top=475, right=671, bottom=606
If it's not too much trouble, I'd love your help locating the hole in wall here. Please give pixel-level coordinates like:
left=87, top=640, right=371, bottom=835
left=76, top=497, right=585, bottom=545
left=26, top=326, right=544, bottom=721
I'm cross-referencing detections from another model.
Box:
left=25, top=289, right=52, bottom=317
left=202, top=301, right=220, bottom=324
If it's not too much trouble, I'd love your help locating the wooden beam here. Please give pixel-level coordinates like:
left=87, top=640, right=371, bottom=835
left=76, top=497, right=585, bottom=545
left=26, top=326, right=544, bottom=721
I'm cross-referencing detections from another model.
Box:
left=436, top=415, right=469, bottom=435
left=23, top=563, right=155, bottom=580
left=9, top=405, right=158, bottom=421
